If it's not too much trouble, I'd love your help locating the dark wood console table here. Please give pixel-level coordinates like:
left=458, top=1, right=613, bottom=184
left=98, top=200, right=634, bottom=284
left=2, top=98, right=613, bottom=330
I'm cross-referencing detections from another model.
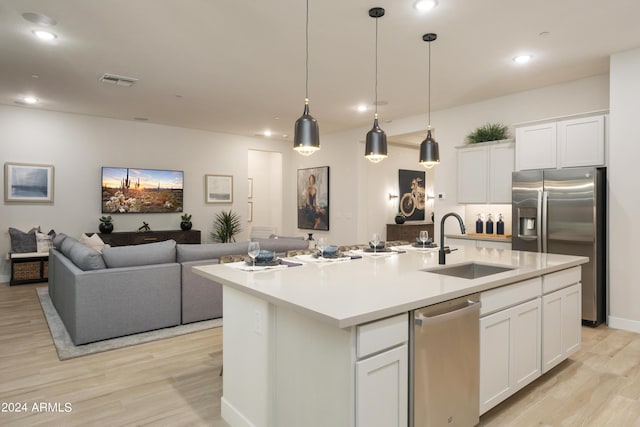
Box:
left=386, top=223, right=434, bottom=242
left=95, top=230, right=201, bottom=246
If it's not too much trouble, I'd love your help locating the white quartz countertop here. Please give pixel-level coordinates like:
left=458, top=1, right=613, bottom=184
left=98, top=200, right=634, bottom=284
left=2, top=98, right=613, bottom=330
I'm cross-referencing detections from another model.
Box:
left=193, top=246, right=587, bottom=329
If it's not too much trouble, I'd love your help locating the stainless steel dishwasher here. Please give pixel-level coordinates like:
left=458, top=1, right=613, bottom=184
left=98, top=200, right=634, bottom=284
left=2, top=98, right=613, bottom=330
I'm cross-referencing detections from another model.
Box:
left=410, top=294, right=481, bottom=427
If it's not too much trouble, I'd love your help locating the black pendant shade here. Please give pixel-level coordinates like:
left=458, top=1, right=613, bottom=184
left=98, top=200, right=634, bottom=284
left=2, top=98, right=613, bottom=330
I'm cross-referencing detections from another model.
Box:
left=294, top=100, right=320, bottom=156
left=365, top=115, right=388, bottom=163
left=419, top=127, right=440, bottom=168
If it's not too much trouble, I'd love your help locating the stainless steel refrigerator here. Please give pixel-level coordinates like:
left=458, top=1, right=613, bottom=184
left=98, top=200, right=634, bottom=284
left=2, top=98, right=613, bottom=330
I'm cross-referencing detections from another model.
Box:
left=512, top=167, right=606, bottom=326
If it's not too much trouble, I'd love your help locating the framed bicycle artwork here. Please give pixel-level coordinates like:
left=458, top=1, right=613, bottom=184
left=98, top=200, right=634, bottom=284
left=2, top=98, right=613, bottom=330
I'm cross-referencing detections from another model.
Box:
left=398, top=169, right=425, bottom=221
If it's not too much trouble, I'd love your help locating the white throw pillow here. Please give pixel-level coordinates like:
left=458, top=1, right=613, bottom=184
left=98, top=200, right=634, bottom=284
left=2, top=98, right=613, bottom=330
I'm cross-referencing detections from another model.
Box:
left=79, top=233, right=109, bottom=253
left=35, top=232, right=54, bottom=253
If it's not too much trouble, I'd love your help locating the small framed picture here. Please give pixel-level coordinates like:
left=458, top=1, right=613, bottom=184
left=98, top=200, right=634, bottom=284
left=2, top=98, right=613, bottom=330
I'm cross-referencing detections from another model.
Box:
left=248, top=201, right=253, bottom=222
left=205, top=174, right=233, bottom=204
left=4, top=162, right=54, bottom=203
left=248, top=178, right=253, bottom=199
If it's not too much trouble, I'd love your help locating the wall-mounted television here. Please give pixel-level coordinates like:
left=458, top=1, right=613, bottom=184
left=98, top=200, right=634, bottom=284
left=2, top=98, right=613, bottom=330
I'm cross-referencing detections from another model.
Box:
left=101, top=167, right=184, bottom=213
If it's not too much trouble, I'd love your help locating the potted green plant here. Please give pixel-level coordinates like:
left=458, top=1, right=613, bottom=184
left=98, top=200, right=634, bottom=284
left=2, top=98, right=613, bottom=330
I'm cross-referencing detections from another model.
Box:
left=210, top=210, right=242, bottom=243
left=465, top=122, right=510, bottom=144
left=99, top=215, right=113, bottom=234
left=180, top=213, right=193, bottom=231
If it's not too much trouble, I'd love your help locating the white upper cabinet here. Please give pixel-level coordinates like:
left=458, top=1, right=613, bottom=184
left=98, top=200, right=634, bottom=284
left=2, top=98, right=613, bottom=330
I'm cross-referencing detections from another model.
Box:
left=515, top=122, right=557, bottom=170
left=558, top=115, right=605, bottom=167
left=457, top=141, right=514, bottom=204
left=515, top=113, right=606, bottom=171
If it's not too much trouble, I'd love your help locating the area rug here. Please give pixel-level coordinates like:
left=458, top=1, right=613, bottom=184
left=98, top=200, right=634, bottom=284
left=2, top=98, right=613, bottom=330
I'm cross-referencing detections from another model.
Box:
left=36, top=287, right=222, bottom=360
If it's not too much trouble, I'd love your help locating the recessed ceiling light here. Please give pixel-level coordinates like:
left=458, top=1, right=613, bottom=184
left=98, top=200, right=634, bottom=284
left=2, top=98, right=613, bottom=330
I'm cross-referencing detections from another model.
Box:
left=264, top=130, right=272, bottom=137
left=357, top=104, right=368, bottom=112
left=22, top=12, right=57, bottom=26
left=415, top=0, right=438, bottom=12
left=32, top=30, right=57, bottom=41
left=23, top=96, right=39, bottom=104
left=513, top=55, right=532, bottom=64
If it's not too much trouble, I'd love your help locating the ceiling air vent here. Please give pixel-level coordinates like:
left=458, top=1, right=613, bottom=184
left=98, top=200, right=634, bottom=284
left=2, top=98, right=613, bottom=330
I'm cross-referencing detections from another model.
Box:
left=99, top=73, right=138, bottom=87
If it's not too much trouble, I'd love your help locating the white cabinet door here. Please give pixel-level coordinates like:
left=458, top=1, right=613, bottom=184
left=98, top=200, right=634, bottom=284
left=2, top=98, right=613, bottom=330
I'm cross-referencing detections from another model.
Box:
left=356, top=344, right=408, bottom=427
left=516, top=122, right=557, bottom=170
left=542, top=283, right=582, bottom=373
left=488, top=143, right=515, bottom=203
left=558, top=115, right=605, bottom=167
left=480, top=298, right=541, bottom=414
left=458, top=145, right=488, bottom=203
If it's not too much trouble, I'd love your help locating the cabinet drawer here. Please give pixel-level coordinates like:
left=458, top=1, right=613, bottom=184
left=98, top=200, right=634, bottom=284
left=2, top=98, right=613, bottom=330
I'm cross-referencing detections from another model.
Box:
left=543, top=266, right=581, bottom=294
left=357, top=313, right=408, bottom=359
left=480, top=278, right=542, bottom=316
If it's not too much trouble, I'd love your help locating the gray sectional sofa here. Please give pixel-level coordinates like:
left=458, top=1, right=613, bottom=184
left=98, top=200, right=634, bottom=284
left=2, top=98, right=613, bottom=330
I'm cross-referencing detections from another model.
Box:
left=48, top=234, right=309, bottom=345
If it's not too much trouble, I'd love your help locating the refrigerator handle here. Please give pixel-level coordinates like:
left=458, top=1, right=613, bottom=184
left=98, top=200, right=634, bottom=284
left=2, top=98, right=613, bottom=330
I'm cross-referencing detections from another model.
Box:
left=542, top=190, right=549, bottom=253
left=537, top=190, right=543, bottom=253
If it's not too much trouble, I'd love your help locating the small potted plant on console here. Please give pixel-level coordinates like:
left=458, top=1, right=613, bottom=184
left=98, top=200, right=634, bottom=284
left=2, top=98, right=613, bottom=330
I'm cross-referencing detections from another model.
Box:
left=180, top=213, right=193, bottom=231
left=99, top=215, right=113, bottom=234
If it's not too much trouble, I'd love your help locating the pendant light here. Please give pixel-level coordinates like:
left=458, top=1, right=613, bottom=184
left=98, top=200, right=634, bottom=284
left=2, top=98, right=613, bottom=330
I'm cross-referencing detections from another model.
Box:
left=419, top=33, right=440, bottom=168
left=293, top=0, right=320, bottom=156
left=364, top=7, right=387, bottom=163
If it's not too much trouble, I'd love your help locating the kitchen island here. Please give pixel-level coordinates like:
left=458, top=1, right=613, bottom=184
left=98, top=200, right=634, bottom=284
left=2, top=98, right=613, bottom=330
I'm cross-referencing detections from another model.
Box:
left=194, top=246, right=588, bottom=427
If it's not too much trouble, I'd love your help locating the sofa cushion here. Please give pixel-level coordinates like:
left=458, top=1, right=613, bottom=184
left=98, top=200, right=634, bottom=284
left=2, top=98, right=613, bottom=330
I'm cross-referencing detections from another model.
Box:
left=60, top=235, right=79, bottom=257
left=53, top=233, right=68, bottom=250
left=9, top=227, right=39, bottom=253
left=251, top=237, right=309, bottom=254
left=102, top=239, right=177, bottom=268
left=176, top=242, right=249, bottom=263
left=68, top=240, right=107, bottom=271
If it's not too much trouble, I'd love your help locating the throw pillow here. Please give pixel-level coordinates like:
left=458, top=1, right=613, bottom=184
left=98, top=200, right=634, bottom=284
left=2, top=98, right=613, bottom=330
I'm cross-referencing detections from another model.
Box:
left=79, top=233, right=108, bottom=253
left=35, top=232, right=54, bottom=253
left=9, top=226, right=40, bottom=253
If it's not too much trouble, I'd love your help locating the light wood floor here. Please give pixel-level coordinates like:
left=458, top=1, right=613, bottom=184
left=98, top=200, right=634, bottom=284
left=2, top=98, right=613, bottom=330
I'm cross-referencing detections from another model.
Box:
left=1, top=282, right=640, bottom=426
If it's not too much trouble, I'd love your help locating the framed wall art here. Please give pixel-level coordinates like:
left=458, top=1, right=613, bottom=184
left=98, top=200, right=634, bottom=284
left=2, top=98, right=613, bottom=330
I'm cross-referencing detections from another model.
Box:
left=297, top=166, right=329, bottom=230
left=206, top=174, right=233, bottom=203
left=4, top=162, right=54, bottom=203
left=101, top=167, right=184, bottom=213
left=398, top=169, right=426, bottom=221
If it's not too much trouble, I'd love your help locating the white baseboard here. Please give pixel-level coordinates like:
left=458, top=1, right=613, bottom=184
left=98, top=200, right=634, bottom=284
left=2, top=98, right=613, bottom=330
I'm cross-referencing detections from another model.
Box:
left=608, top=316, right=640, bottom=333
left=221, top=397, right=257, bottom=427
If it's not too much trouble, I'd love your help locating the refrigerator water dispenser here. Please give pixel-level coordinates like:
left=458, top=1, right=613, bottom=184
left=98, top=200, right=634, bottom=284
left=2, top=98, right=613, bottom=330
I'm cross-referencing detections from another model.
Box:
left=517, top=207, right=537, bottom=237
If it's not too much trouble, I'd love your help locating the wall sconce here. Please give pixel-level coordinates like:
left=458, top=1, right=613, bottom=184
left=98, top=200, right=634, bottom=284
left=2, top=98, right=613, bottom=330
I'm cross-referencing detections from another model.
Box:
left=388, top=193, right=399, bottom=200
left=426, top=193, right=435, bottom=201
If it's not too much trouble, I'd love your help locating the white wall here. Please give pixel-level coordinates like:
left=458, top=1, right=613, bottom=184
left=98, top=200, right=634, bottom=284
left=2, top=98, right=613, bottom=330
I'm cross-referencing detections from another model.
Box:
left=0, top=105, right=289, bottom=280
left=608, top=48, right=640, bottom=331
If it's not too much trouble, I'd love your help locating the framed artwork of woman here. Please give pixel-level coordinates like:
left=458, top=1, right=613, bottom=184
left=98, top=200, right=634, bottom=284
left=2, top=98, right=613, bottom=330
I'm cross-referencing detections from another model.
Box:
left=297, top=166, right=329, bottom=230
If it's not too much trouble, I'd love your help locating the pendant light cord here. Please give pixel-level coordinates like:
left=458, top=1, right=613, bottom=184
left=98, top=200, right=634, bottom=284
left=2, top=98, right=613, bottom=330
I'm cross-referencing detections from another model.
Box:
left=427, top=40, right=431, bottom=126
left=374, top=16, right=379, bottom=116
left=305, top=0, right=309, bottom=101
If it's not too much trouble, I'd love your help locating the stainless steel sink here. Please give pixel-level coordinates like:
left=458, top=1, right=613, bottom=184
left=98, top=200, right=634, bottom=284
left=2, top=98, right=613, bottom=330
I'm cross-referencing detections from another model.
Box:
left=422, top=262, right=515, bottom=279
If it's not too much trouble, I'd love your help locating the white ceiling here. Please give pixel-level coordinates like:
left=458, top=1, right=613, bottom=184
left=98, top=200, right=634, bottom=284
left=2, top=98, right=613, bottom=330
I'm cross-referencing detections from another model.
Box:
left=1, top=0, right=639, bottom=143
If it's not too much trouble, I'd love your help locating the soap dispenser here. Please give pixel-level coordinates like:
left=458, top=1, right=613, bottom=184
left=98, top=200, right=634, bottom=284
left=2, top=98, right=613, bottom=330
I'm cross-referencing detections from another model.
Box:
left=497, top=213, right=505, bottom=235
left=486, top=213, right=494, bottom=234
left=475, top=214, right=483, bottom=234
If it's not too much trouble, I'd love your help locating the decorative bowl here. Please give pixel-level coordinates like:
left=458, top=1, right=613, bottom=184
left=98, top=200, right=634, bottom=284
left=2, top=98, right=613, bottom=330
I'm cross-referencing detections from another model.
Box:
left=255, top=250, right=275, bottom=262
left=322, top=245, right=339, bottom=256
left=369, top=241, right=385, bottom=250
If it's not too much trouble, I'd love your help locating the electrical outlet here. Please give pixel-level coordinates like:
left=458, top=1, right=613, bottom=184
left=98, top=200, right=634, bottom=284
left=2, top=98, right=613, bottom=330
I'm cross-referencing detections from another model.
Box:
left=438, top=192, right=446, bottom=200
left=254, top=310, right=262, bottom=335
